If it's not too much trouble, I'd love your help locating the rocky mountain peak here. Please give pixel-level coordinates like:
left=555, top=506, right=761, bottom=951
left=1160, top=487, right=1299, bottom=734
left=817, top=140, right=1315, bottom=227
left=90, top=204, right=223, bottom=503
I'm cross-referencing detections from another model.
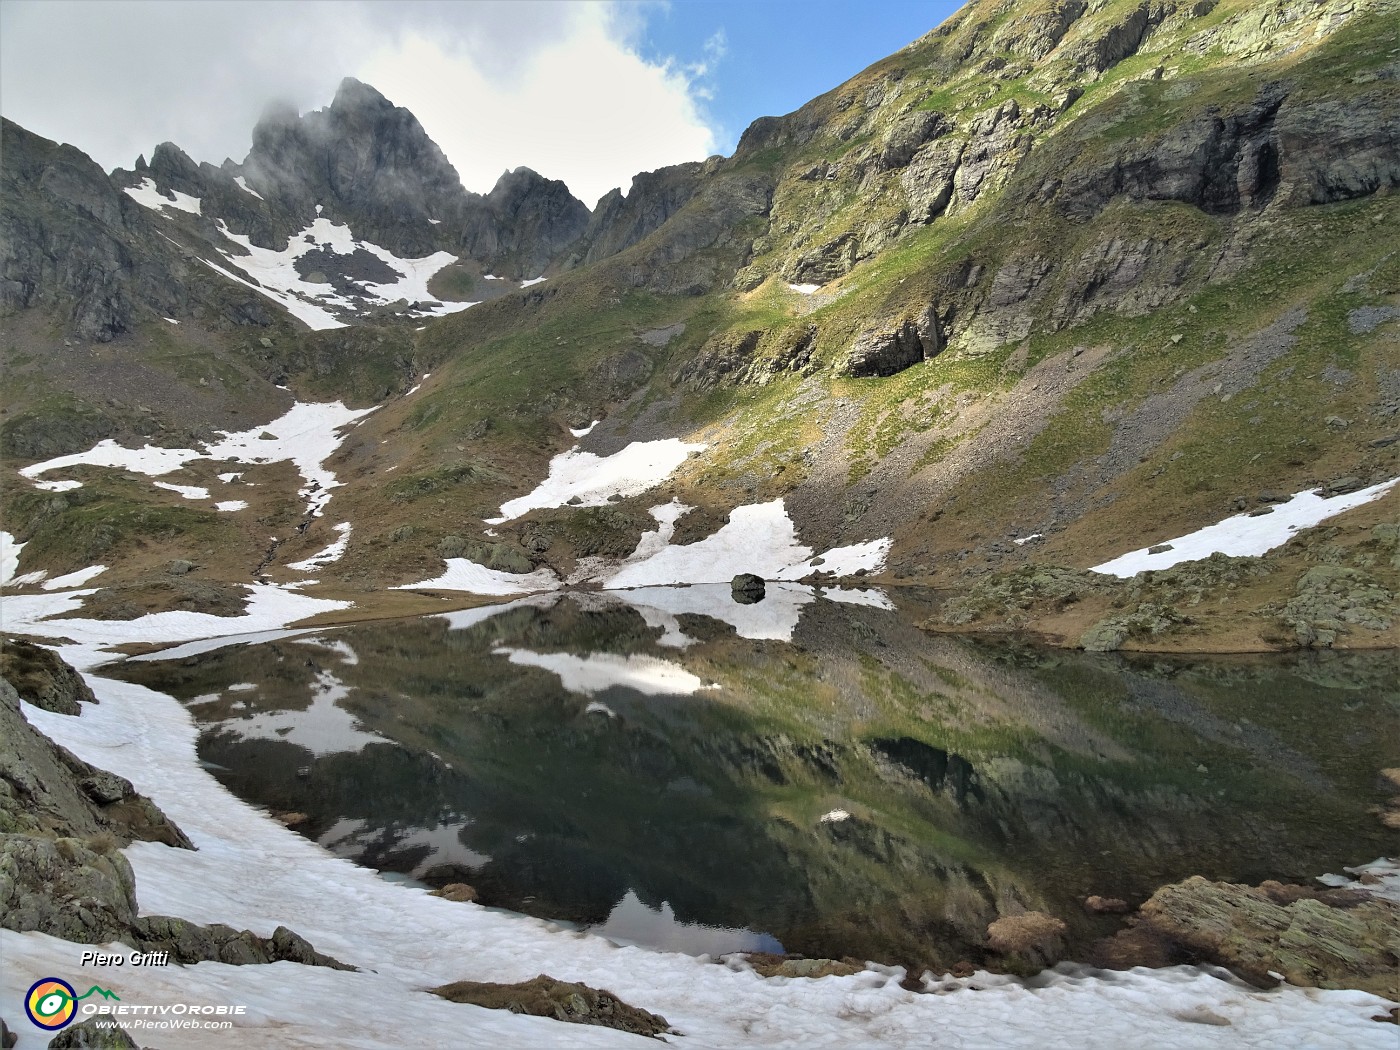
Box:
left=329, top=76, right=392, bottom=113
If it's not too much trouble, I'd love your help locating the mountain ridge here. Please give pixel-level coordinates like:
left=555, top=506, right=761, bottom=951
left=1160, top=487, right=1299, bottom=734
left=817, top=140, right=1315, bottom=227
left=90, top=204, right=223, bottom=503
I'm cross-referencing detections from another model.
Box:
left=3, top=0, right=1398, bottom=653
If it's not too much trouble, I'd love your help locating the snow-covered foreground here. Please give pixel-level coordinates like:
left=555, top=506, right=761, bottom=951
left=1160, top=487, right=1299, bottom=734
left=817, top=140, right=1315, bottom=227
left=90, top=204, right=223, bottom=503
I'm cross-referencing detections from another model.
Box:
left=19, top=400, right=375, bottom=517
left=3, top=665, right=1394, bottom=1050
left=1091, top=479, right=1399, bottom=577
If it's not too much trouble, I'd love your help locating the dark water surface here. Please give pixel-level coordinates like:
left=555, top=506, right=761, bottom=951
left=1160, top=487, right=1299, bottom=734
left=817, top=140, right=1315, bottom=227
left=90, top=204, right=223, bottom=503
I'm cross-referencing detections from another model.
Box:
left=111, top=585, right=1399, bottom=971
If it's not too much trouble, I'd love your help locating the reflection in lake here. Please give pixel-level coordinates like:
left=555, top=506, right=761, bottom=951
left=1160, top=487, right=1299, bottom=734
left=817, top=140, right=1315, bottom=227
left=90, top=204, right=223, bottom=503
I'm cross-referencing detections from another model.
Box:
left=111, top=585, right=1399, bottom=971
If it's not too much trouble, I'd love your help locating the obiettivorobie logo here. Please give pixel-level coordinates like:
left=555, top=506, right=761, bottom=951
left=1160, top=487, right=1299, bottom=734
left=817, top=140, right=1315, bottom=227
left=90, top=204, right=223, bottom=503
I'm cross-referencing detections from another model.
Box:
left=24, top=978, right=120, bottom=1031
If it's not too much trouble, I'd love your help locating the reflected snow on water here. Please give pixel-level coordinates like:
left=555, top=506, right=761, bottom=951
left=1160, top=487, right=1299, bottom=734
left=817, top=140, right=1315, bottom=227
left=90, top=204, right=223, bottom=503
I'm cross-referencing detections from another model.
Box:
left=110, top=585, right=1400, bottom=970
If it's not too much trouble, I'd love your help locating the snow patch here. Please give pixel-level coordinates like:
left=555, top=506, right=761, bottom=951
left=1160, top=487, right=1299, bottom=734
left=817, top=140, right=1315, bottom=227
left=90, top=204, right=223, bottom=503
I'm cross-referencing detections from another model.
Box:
left=153, top=481, right=210, bottom=500
left=212, top=217, right=475, bottom=330
left=1318, top=858, right=1400, bottom=904
left=287, top=522, right=352, bottom=571
left=215, top=500, right=249, bottom=512
left=394, top=560, right=560, bottom=596
left=0, top=532, right=24, bottom=586
left=31, top=478, right=82, bottom=492
left=569, top=420, right=600, bottom=438
left=1091, top=479, right=1400, bottom=577
left=41, top=565, right=106, bottom=591
left=20, top=400, right=376, bottom=518
left=232, top=175, right=264, bottom=200
left=202, top=256, right=347, bottom=331
left=519, top=276, right=547, bottom=287
left=487, top=439, right=705, bottom=524
left=123, top=176, right=201, bottom=216
left=787, top=282, right=822, bottom=294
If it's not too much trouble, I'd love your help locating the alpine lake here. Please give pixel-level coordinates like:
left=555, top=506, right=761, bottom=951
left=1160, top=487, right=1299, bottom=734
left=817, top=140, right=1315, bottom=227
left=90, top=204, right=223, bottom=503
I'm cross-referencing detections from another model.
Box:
left=108, top=585, right=1399, bottom=974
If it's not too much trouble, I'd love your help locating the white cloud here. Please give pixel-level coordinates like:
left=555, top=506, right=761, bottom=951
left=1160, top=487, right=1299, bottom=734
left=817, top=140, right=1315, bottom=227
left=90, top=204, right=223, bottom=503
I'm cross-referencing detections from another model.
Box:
left=0, top=0, right=718, bottom=207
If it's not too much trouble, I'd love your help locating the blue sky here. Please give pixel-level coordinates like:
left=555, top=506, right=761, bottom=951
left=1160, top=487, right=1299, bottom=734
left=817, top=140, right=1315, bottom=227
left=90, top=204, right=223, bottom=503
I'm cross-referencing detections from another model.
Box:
left=0, top=0, right=966, bottom=205
left=639, top=1, right=963, bottom=153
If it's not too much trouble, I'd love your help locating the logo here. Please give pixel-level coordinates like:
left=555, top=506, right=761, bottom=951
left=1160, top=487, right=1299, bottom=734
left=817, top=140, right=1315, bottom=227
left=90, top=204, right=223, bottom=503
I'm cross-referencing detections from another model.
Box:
left=24, top=978, right=120, bottom=1031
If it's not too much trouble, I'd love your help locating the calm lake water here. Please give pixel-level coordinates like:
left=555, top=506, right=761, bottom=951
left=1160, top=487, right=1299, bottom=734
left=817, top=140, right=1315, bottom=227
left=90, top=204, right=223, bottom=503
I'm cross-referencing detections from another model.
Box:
left=111, top=585, right=1399, bottom=971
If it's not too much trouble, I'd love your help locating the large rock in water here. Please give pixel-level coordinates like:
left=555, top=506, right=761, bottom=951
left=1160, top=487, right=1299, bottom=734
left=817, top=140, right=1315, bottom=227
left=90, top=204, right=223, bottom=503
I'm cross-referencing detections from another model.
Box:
left=732, top=573, right=766, bottom=603
left=1131, top=875, right=1400, bottom=999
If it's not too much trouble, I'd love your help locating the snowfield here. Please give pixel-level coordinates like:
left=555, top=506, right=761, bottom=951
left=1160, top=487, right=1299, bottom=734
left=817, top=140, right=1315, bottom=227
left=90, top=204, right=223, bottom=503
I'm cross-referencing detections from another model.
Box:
left=19, top=400, right=376, bottom=518
left=124, top=176, right=202, bottom=216
left=486, top=439, right=707, bottom=524
left=1091, top=478, right=1399, bottom=577
left=213, top=216, right=476, bottom=329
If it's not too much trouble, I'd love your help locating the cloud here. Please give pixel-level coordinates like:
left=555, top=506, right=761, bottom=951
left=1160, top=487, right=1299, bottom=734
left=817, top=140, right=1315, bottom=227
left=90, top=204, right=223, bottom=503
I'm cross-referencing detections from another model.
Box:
left=0, top=0, right=718, bottom=207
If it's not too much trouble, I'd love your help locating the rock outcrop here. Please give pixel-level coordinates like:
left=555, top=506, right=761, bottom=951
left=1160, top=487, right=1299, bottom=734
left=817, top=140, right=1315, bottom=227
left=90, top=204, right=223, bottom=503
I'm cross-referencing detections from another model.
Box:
left=840, top=306, right=943, bottom=378
left=0, top=678, right=190, bottom=845
left=1109, top=875, right=1400, bottom=1000
left=432, top=975, right=671, bottom=1038
left=0, top=650, right=350, bottom=972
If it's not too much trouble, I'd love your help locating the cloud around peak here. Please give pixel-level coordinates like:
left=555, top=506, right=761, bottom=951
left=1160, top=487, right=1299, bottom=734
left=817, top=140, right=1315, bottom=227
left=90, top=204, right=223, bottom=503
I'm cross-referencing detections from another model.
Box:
left=0, top=0, right=719, bottom=208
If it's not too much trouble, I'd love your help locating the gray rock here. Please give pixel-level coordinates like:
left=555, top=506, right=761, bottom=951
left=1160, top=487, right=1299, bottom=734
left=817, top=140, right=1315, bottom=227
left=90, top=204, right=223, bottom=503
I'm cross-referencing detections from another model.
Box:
left=732, top=573, right=767, bottom=604
left=0, top=637, right=96, bottom=714
left=0, top=835, right=138, bottom=942
left=433, top=975, right=670, bottom=1038
left=0, top=678, right=190, bottom=846
left=47, top=1016, right=138, bottom=1048
left=839, top=305, right=942, bottom=378
left=1347, top=305, right=1400, bottom=335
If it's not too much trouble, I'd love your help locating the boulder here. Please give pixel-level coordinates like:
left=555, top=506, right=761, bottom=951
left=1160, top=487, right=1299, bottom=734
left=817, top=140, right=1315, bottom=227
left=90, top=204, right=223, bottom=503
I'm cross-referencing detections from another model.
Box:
left=986, top=911, right=1067, bottom=955
left=432, top=975, right=670, bottom=1038
left=47, top=1017, right=138, bottom=1048
left=431, top=883, right=478, bottom=903
left=731, top=573, right=766, bottom=603
left=0, top=679, right=191, bottom=846
left=1134, top=875, right=1400, bottom=998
